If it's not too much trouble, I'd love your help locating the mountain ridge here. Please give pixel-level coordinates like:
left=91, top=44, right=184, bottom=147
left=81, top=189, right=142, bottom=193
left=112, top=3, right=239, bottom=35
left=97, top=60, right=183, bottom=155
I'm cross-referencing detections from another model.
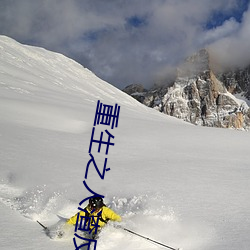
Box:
left=123, top=49, right=250, bottom=130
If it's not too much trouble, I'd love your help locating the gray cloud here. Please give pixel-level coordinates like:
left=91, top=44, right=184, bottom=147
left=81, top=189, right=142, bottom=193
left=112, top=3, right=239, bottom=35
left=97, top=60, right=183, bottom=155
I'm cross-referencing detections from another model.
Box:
left=209, top=6, right=250, bottom=69
left=0, top=0, right=249, bottom=89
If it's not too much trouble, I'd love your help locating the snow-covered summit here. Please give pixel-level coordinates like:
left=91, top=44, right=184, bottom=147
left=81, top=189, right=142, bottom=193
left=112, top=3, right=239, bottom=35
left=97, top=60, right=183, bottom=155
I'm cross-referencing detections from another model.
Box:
left=0, top=35, right=142, bottom=106
left=0, top=35, right=153, bottom=133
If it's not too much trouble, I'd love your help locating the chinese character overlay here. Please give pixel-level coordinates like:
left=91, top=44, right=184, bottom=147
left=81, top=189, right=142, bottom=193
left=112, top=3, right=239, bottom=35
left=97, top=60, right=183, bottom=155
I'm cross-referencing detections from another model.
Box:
left=73, top=233, right=97, bottom=250
left=73, top=100, right=120, bottom=250
left=88, top=127, right=115, bottom=155
left=94, top=100, right=120, bottom=129
left=85, top=154, right=110, bottom=180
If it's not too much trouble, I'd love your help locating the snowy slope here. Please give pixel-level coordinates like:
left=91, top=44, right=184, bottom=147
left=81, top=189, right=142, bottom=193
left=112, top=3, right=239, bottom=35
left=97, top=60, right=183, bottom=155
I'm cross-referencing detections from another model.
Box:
left=0, top=36, right=250, bottom=250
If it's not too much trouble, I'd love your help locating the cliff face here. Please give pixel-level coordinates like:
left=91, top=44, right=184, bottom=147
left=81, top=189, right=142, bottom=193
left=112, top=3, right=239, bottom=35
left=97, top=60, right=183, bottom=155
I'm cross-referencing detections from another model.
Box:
left=123, top=49, right=250, bottom=130
left=217, top=66, right=250, bottom=99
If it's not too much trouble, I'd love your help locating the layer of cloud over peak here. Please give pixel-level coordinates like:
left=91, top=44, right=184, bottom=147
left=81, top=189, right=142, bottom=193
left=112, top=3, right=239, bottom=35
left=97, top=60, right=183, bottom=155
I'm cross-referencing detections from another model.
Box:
left=0, top=0, right=249, bottom=89
left=209, top=5, right=250, bottom=69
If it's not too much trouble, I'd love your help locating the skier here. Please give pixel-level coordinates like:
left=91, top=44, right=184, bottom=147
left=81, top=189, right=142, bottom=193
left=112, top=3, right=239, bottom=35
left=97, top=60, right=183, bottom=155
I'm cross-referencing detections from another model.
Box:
left=67, top=197, right=122, bottom=238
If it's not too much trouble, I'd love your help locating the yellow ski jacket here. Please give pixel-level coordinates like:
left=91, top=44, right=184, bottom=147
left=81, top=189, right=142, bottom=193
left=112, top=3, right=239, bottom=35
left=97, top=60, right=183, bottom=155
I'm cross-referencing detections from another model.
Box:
left=67, top=205, right=121, bottom=230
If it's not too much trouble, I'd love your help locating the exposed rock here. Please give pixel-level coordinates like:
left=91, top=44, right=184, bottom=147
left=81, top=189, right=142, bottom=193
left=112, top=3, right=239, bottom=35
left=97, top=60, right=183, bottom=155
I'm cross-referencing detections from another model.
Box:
left=123, top=49, right=250, bottom=130
left=122, top=84, right=147, bottom=103
left=123, top=83, right=146, bottom=95
left=217, top=66, right=250, bottom=99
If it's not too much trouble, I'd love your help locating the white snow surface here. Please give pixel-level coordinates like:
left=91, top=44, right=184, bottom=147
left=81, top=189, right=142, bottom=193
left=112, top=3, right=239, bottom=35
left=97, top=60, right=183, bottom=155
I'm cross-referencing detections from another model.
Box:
left=0, top=35, right=250, bottom=250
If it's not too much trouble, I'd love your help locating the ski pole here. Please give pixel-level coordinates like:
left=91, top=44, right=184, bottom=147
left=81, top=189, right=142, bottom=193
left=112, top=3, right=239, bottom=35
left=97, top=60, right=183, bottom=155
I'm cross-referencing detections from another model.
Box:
left=37, top=220, right=53, bottom=238
left=37, top=220, right=48, bottom=230
left=122, top=227, right=181, bottom=250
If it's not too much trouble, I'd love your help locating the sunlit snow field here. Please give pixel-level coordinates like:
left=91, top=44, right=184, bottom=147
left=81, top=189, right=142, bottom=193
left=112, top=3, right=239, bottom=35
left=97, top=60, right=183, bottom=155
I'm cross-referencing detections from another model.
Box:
left=0, top=36, right=250, bottom=250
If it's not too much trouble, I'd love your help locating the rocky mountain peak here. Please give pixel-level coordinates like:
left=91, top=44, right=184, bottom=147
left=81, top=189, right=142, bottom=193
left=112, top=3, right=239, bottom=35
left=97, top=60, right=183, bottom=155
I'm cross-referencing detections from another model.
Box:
left=123, top=49, right=250, bottom=130
left=177, top=48, right=210, bottom=78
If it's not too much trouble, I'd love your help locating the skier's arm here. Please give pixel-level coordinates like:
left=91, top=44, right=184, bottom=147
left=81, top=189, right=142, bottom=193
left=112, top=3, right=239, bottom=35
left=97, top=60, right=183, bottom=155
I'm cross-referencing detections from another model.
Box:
left=103, top=207, right=122, bottom=222
left=66, top=212, right=79, bottom=225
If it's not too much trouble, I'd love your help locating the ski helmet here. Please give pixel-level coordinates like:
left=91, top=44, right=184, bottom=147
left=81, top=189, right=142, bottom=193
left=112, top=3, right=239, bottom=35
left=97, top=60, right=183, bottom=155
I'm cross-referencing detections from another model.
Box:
left=89, top=197, right=104, bottom=210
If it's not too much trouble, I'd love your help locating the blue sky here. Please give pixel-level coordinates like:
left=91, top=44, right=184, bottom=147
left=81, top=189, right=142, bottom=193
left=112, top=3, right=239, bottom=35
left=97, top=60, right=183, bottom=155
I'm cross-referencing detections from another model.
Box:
left=205, top=0, right=249, bottom=28
left=0, top=0, right=249, bottom=89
